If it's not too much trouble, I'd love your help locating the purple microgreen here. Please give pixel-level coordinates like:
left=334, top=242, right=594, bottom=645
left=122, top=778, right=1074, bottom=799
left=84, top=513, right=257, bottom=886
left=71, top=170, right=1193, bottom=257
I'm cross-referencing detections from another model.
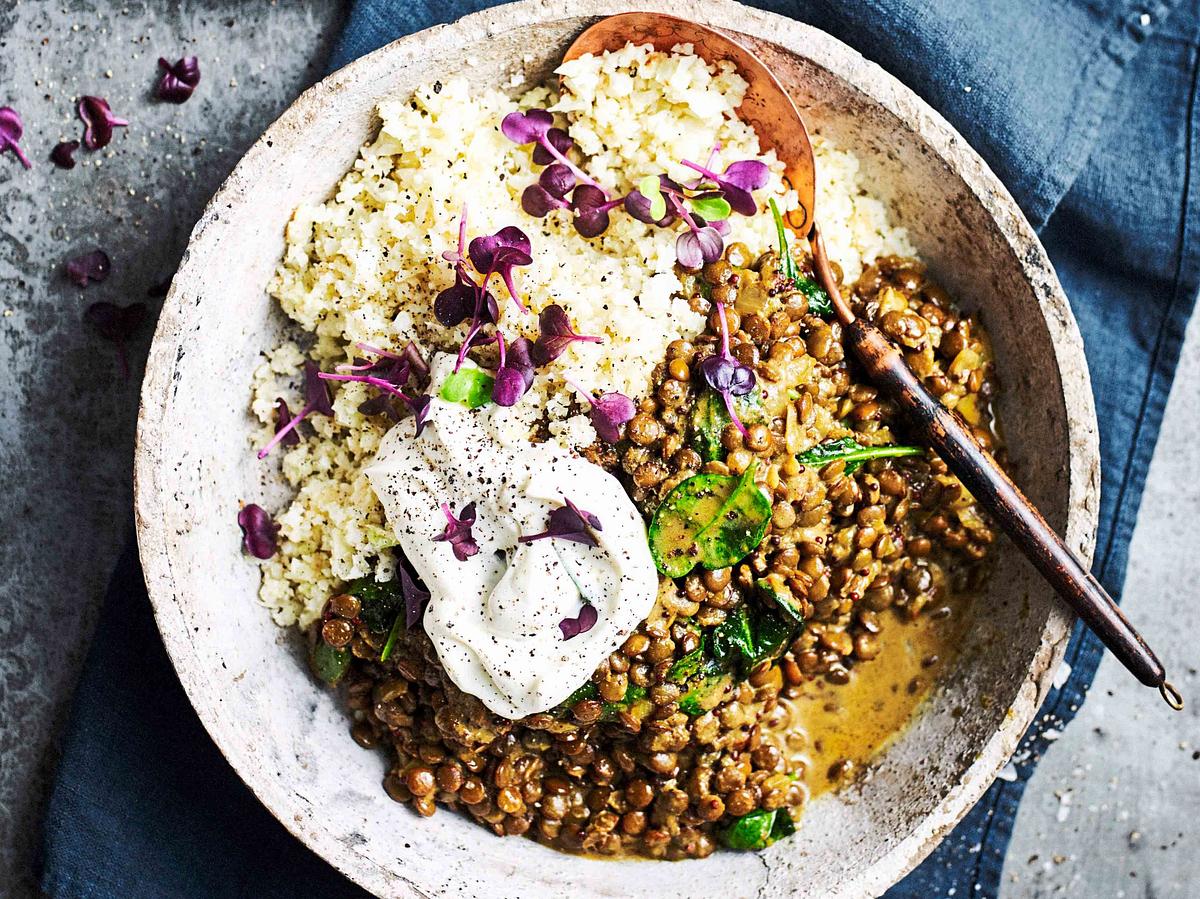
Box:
left=679, top=158, right=769, bottom=217
left=436, top=278, right=498, bottom=327
left=686, top=194, right=732, bottom=222
left=257, top=361, right=332, bottom=458
left=532, top=127, right=573, bottom=166
left=442, top=203, right=470, bottom=267
left=558, top=603, right=598, bottom=641
left=501, top=108, right=606, bottom=197
left=0, top=107, right=31, bottom=169
left=156, top=56, right=201, bottom=103
left=397, top=559, right=431, bottom=630
left=50, top=140, right=80, bottom=169
left=400, top=342, right=430, bottom=379
left=565, top=378, right=635, bottom=443
left=468, top=226, right=532, bottom=312
left=519, top=495, right=603, bottom=547
left=78, top=96, right=129, bottom=150
left=500, top=108, right=554, bottom=144
left=408, top=393, right=432, bottom=437
left=491, top=331, right=534, bottom=406
left=638, top=174, right=667, bottom=221
left=521, top=183, right=569, bottom=218
left=624, top=178, right=678, bottom=227
left=83, top=301, right=146, bottom=379
left=698, top=302, right=756, bottom=437
left=571, top=184, right=625, bottom=238
left=66, top=249, right=112, bottom=287
left=507, top=335, right=537, bottom=389
left=675, top=226, right=724, bottom=270
left=667, top=192, right=724, bottom=269
left=433, top=501, right=479, bottom=561
left=357, top=394, right=400, bottom=420
left=237, top=503, right=279, bottom=559
left=539, top=163, right=576, bottom=199
left=534, top=304, right=602, bottom=363
left=272, top=398, right=301, bottom=448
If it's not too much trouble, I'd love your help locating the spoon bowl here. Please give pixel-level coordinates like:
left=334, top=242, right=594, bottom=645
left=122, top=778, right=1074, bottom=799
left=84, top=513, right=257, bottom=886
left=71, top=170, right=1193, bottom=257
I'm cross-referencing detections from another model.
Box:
left=564, top=11, right=816, bottom=231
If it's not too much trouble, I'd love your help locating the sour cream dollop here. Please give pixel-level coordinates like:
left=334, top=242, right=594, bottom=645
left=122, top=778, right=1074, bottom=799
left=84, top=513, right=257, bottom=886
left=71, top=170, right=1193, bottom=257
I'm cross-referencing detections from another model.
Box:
left=364, top=357, right=658, bottom=719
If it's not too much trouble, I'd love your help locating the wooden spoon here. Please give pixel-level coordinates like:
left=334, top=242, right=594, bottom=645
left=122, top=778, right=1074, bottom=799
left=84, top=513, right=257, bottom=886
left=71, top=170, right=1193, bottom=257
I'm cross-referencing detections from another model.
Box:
left=564, top=13, right=1182, bottom=710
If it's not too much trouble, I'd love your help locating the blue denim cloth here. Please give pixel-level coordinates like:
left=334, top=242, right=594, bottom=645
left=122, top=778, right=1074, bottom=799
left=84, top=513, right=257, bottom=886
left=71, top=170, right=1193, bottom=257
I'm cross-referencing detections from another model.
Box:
left=40, top=1, right=1200, bottom=897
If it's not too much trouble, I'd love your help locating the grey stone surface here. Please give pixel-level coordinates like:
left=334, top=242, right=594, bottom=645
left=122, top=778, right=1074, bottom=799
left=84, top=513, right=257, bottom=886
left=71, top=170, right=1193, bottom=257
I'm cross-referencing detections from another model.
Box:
left=0, top=1, right=1194, bottom=898
left=0, top=2, right=344, bottom=895
left=1000, top=310, right=1200, bottom=899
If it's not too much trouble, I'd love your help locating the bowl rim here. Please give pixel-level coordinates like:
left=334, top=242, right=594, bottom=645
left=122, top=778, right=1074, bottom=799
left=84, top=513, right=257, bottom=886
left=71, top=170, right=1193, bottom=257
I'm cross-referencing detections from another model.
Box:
left=134, top=0, right=1097, bottom=895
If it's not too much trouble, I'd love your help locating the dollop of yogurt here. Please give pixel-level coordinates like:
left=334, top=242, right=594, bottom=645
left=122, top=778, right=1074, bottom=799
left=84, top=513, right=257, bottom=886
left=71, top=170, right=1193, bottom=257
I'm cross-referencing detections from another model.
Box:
left=364, top=355, right=658, bottom=719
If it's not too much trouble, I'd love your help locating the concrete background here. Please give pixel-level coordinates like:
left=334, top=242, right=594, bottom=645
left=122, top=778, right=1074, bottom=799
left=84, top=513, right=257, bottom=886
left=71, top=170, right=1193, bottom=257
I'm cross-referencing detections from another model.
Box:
left=0, top=2, right=1194, bottom=897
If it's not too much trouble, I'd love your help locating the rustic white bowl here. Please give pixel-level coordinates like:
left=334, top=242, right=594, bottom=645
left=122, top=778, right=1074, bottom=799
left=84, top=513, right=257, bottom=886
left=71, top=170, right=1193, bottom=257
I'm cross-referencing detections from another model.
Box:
left=134, top=1, right=1099, bottom=896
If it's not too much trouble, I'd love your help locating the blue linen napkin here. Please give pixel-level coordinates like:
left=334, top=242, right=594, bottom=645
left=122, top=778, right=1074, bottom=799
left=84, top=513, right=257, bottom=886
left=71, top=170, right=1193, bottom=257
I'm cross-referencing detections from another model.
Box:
left=40, top=1, right=1200, bottom=897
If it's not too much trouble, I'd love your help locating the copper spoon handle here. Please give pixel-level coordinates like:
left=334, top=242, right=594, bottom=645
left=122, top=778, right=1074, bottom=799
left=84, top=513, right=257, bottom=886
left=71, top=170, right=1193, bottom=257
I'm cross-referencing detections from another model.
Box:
left=809, top=226, right=1183, bottom=710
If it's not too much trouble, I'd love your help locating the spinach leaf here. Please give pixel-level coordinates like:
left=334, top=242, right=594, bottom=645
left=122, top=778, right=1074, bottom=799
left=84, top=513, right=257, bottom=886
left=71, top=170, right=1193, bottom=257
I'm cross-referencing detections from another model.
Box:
left=793, top=274, right=834, bottom=317
left=720, top=809, right=797, bottom=850
left=690, top=390, right=763, bottom=462
left=310, top=640, right=350, bottom=686
left=750, top=611, right=795, bottom=667
left=667, top=646, right=706, bottom=683
left=769, top=197, right=835, bottom=317
left=756, top=575, right=805, bottom=625
left=796, top=436, right=924, bottom=475
left=648, top=462, right=772, bottom=578
left=347, top=576, right=404, bottom=634
left=677, top=669, right=731, bottom=716
left=721, top=809, right=779, bottom=850
left=439, top=367, right=495, bottom=409
left=380, top=612, right=404, bottom=663
left=601, top=683, right=647, bottom=720
left=771, top=810, right=796, bottom=841
left=711, top=605, right=755, bottom=666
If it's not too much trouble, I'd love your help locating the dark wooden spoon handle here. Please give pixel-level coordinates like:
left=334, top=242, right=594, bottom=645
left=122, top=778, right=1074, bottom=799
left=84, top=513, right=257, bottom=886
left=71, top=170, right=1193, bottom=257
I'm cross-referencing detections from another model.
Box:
left=844, top=316, right=1167, bottom=688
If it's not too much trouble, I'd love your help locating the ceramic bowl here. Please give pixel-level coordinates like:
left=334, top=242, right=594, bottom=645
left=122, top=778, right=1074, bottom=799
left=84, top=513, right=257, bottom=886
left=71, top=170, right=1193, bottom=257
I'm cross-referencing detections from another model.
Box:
left=134, top=1, right=1099, bottom=896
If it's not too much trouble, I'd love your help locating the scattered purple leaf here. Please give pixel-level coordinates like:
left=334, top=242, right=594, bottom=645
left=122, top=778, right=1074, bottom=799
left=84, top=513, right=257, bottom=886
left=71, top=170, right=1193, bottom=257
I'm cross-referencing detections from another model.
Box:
left=571, top=184, right=623, bottom=238
left=433, top=501, right=479, bottom=562
left=272, top=398, right=301, bottom=448
left=50, top=139, right=80, bottom=169
left=469, top=226, right=532, bottom=311
left=500, top=108, right=554, bottom=145
left=679, top=157, right=769, bottom=217
left=675, top=226, right=724, bottom=270
left=539, top=163, right=576, bottom=198
left=83, top=300, right=146, bottom=379
left=566, top=378, right=635, bottom=443
left=257, top=361, right=334, bottom=458
left=699, top=302, right=756, bottom=436
left=0, top=107, right=31, bottom=169
left=534, top=304, right=602, bottom=363
left=532, top=127, right=573, bottom=166
left=156, top=56, right=201, bottom=103
left=238, top=503, right=279, bottom=559
left=397, top=559, right=431, bottom=629
left=559, top=603, right=598, bottom=641
left=521, top=183, right=569, bottom=218
left=519, top=495, right=603, bottom=547
left=435, top=280, right=497, bottom=327
left=492, top=332, right=535, bottom=406
left=66, top=249, right=111, bottom=287
left=78, top=95, right=129, bottom=150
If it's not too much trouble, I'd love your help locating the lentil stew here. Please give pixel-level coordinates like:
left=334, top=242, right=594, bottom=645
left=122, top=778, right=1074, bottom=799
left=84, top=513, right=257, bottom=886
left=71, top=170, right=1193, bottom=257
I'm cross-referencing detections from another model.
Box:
left=312, top=244, right=1002, bottom=859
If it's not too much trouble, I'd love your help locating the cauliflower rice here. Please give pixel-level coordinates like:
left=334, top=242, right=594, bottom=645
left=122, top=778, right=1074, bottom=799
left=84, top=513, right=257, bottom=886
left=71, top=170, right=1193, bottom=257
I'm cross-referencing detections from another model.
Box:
left=252, top=43, right=914, bottom=627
